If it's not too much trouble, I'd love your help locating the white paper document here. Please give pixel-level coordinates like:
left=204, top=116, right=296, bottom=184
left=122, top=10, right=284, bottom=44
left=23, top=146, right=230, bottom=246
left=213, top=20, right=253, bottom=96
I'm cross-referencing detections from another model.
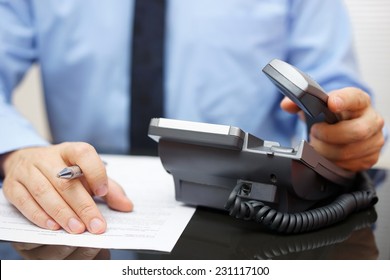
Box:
left=0, top=156, right=196, bottom=252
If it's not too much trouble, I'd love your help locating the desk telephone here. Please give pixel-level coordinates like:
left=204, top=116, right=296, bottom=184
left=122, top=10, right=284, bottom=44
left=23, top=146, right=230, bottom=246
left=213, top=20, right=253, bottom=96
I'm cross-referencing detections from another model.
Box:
left=148, top=59, right=377, bottom=233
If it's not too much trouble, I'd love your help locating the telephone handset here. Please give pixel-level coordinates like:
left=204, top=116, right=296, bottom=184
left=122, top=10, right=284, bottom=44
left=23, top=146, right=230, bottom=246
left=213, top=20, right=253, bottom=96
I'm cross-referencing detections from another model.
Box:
left=262, top=58, right=341, bottom=124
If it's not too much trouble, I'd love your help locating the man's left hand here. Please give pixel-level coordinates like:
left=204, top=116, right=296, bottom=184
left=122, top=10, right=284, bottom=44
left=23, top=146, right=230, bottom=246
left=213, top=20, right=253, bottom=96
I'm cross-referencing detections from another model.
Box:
left=281, top=87, right=385, bottom=171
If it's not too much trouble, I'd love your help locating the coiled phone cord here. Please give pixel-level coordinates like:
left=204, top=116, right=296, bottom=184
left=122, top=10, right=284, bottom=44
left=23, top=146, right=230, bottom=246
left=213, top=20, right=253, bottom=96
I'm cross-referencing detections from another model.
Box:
left=225, top=172, right=378, bottom=233
left=240, top=208, right=377, bottom=259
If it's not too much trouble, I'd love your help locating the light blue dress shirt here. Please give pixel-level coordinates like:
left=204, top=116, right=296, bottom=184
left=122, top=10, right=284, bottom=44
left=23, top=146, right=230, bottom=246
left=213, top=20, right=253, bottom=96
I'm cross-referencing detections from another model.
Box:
left=0, top=0, right=370, bottom=155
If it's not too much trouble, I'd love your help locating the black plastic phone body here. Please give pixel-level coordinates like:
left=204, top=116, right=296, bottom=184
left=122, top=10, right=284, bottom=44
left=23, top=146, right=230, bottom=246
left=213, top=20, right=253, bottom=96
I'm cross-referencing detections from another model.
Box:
left=149, top=118, right=356, bottom=212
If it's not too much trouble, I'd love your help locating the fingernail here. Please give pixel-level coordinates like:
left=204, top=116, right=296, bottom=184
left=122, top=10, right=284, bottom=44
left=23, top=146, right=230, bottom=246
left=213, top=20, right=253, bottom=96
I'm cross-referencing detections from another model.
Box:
left=46, top=219, right=59, bottom=230
left=68, top=218, right=85, bottom=233
left=89, top=218, right=105, bottom=234
left=333, top=96, right=344, bottom=110
left=95, top=185, right=108, bottom=197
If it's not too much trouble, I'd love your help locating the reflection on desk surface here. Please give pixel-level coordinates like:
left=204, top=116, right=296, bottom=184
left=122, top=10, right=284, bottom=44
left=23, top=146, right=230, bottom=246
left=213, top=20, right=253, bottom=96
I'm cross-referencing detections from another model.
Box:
left=159, top=207, right=378, bottom=260
left=1, top=169, right=390, bottom=260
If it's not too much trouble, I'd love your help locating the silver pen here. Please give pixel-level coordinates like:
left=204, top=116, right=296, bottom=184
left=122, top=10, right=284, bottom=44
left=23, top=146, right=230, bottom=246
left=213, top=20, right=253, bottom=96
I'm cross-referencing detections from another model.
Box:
left=56, top=165, right=83, bottom=179
left=56, top=161, right=107, bottom=179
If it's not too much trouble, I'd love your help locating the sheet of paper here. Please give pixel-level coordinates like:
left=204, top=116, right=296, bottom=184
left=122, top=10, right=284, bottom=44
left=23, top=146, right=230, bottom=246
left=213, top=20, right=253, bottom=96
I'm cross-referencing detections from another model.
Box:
left=0, top=155, right=196, bottom=252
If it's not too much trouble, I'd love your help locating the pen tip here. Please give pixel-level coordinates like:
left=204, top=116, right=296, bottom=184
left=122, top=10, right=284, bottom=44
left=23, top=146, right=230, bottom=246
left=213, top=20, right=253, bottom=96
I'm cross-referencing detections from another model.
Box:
left=56, top=168, right=72, bottom=179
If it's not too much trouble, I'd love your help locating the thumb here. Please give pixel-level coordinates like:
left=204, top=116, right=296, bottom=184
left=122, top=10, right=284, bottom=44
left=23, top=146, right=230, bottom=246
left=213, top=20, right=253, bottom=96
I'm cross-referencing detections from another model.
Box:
left=327, top=87, right=371, bottom=119
left=103, top=178, right=134, bottom=212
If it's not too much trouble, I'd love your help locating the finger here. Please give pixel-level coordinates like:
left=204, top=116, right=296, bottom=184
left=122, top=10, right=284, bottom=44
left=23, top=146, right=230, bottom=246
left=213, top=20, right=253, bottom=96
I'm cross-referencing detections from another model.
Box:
left=52, top=176, right=107, bottom=234
left=2, top=149, right=84, bottom=233
left=19, top=145, right=107, bottom=234
left=1, top=144, right=106, bottom=234
left=333, top=153, right=381, bottom=172
left=280, top=97, right=300, bottom=113
left=2, top=178, right=61, bottom=231
left=103, top=178, right=133, bottom=212
left=19, top=162, right=89, bottom=233
left=310, top=133, right=383, bottom=170
left=327, top=88, right=371, bottom=115
left=60, top=142, right=108, bottom=197
left=311, top=109, right=384, bottom=145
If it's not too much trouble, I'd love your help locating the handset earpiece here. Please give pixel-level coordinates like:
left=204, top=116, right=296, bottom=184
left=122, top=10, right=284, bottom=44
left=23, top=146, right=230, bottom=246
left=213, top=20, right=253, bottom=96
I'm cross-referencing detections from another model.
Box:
left=262, top=59, right=341, bottom=124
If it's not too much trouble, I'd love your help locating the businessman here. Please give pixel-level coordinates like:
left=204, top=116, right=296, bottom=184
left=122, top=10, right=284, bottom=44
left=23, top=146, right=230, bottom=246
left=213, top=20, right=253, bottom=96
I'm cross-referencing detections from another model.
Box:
left=0, top=0, right=385, bottom=235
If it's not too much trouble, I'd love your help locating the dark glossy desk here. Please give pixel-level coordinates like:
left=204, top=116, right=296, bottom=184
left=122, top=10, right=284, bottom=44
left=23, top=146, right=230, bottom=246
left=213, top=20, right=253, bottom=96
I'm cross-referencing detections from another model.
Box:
left=1, top=169, right=389, bottom=260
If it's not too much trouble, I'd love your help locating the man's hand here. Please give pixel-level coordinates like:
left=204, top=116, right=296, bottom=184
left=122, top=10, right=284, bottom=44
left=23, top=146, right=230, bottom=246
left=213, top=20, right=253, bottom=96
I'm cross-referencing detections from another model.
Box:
left=281, top=87, right=385, bottom=171
left=0, top=142, right=133, bottom=234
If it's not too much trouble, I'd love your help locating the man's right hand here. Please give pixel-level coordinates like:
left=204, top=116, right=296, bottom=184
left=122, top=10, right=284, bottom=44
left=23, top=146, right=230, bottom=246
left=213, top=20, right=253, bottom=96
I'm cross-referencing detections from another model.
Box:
left=0, top=142, right=133, bottom=234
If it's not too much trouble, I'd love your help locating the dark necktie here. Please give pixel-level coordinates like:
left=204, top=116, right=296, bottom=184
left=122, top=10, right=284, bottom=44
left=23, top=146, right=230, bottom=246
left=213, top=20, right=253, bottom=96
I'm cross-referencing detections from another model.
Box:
left=130, top=0, right=166, bottom=155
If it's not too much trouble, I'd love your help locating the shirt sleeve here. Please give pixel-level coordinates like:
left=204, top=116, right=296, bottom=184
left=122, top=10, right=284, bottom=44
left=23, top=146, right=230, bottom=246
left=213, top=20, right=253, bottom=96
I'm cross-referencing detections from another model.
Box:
left=0, top=0, right=49, bottom=155
left=287, top=0, right=372, bottom=95
left=287, top=0, right=389, bottom=143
